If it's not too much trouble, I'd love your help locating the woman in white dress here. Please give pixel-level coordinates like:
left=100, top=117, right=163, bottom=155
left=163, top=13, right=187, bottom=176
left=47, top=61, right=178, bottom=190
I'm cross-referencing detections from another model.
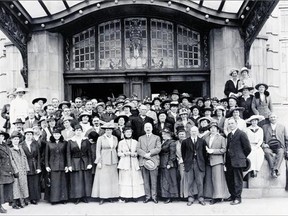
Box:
left=117, top=126, right=144, bottom=202
left=244, top=115, right=265, bottom=177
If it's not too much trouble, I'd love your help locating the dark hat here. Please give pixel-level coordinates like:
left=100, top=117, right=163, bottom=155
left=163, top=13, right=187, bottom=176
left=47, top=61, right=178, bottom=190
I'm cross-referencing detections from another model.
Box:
left=143, top=98, right=153, bottom=105
left=197, top=117, right=212, bottom=125
left=79, top=112, right=91, bottom=120
left=211, top=97, right=219, bottom=102
left=209, top=121, right=221, bottom=130
left=171, top=89, right=180, bottom=95
left=161, top=99, right=171, bottom=108
left=152, top=97, right=161, bottom=104
left=114, top=112, right=129, bottom=124
left=196, top=97, right=204, bottom=103
left=229, top=68, right=239, bottom=76
left=117, top=94, right=127, bottom=100
left=47, top=116, right=56, bottom=122
left=240, top=67, right=249, bottom=74
left=143, top=158, right=157, bottom=170
left=105, top=101, right=113, bottom=107
left=220, top=98, right=228, bottom=103
left=243, top=158, right=251, bottom=172
left=52, top=127, right=62, bottom=134
left=32, top=97, right=47, bottom=105
left=227, top=107, right=245, bottom=117
left=190, top=105, right=201, bottom=112
left=176, top=125, right=186, bottom=134
left=88, top=131, right=99, bottom=142
left=0, top=130, right=9, bottom=140
left=38, top=116, right=47, bottom=124
left=157, top=110, right=167, bottom=117
left=10, top=131, right=22, bottom=139
left=203, top=107, right=214, bottom=113
left=228, top=95, right=239, bottom=102
left=238, top=85, right=254, bottom=92
left=161, top=127, right=173, bottom=135
left=255, top=83, right=268, bottom=90
left=180, top=93, right=190, bottom=101
left=24, top=128, right=34, bottom=135
left=158, top=90, right=167, bottom=97
left=115, top=100, right=125, bottom=106
left=203, top=96, right=211, bottom=102
left=13, top=118, right=24, bottom=125
left=58, top=101, right=71, bottom=109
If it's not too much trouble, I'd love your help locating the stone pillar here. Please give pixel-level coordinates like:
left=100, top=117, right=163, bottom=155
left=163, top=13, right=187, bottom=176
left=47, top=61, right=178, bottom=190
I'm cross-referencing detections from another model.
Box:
left=27, top=31, right=64, bottom=103
left=209, top=27, right=244, bottom=98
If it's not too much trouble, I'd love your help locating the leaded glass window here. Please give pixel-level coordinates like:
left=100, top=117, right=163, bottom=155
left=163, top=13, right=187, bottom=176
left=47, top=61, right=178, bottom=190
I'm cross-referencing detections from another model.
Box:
left=177, top=25, right=201, bottom=68
left=72, top=27, right=95, bottom=70
left=98, top=20, right=122, bottom=69
left=124, top=18, right=148, bottom=69
left=150, top=19, right=174, bottom=69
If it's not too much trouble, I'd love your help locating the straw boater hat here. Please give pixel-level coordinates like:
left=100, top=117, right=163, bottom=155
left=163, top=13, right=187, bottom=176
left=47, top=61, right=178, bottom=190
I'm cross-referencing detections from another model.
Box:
left=240, top=67, right=249, bottom=74
left=229, top=68, right=239, bottom=76
left=32, top=97, right=47, bottom=105
left=101, top=122, right=116, bottom=129
left=0, top=130, right=9, bottom=140
left=246, top=115, right=265, bottom=124
left=143, top=157, right=158, bottom=171
left=238, top=85, right=254, bottom=92
left=255, top=83, right=269, bottom=90
left=15, top=87, right=28, bottom=93
left=13, top=118, right=25, bottom=125
left=24, top=128, right=34, bottom=135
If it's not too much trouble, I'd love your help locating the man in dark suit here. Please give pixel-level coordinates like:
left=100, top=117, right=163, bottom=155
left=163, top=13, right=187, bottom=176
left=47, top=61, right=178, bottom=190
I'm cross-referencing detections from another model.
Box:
left=262, top=113, right=288, bottom=178
left=131, top=105, right=154, bottom=140
left=137, top=122, right=161, bottom=204
left=225, top=118, right=251, bottom=205
left=224, top=68, right=241, bottom=97
left=23, top=108, right=38, bottom=130
left=181, top=126, right=207, bottom=206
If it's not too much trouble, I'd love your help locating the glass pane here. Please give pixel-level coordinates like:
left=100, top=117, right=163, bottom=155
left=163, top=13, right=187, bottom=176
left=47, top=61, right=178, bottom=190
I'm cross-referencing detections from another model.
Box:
left=150, top=19, right=174, bottom=69
left=98, top=20, right=122, bottom=69
left=177, top=25, right=201, bottom=68
left=72, top=27, right=95, bottom=70
left=124, top=18, right=148, bottom=69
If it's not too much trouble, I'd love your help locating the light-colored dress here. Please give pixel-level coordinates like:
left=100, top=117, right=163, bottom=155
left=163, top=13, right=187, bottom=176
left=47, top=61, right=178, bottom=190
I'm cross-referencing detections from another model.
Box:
left=117, top=138, right=145, bottom=198
left=244, top=126, right=264, bottom=172
left=91, top=134, right=119, bottom=198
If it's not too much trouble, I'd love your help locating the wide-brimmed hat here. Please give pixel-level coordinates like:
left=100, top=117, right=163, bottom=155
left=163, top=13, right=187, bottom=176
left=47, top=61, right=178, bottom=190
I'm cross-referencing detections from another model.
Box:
left=123, top=102, right=133, bottom=109
left=161, top=99, right=171, bottom=108
left=227, top=107, right=245, bottom=117
left=238, top=85, right=254, bottom=92
left=58, top=101, right=71, bottom=109
left=32, top=97, right=47, bottom=105
left=10, top=131, right=22, bottom=139
left=240, top=67, right=249, bottom=74
left=176, top=125, right=186, bottom=134
left=255, top=83, right=269, bottom=90
left=13, top=118, right=24, bottom=125
left=228, top=95, right=239, bottom=102
left=88, top=131, right=99, bottom=142
left=180, top=93, right=190, bottom=101
left=52, top=127, right=62, bottom=134
left=246, top=115, right=265, bottom=124
left=170, top=101, right=179, bottom=107
left=114, top=100, right=125, bottom=107
left=229, top=68, right=239, bottom=76
left=179, top=108, right=188, bottom=116
left=243, top=158, right=251, bottom=172
left=143, top=158, right=158, bottom=170
left=161, top=127, right=173, bottom=135
left=15, top=87, right=28, bottom=93
left=197, top=116, right=212, bottom=125
left=0, top=130, right=9, bottom=140
left=114, top=112, right=129, bottom=124
left=190, top=105, right=201, bottom=112
left=203, top=107, right=214, bottom=113
left=152, top=97, right=161, bottom=104
left=220, top=98, right=228, bottom=103
left=101, top=122, right=116, bottom=129
left=24, top=128, right=34, bottom=135
left=79, top=112, right=91, bottom=120
left=209, top=121, right=221, bottom=130
left=211, top=97, right=219, bottom=102
left=143, top=98, right=153, bottom=105
left=171, top=89, right=180, bottom=95
left=214, top=105, right=225, bottom=111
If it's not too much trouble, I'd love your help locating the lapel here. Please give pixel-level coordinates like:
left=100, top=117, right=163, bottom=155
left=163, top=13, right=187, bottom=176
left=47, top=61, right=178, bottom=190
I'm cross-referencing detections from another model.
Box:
left=211, top=134, right=219, bottom=148
left=148, top=134, right=154, bottom=148
left=0, top=144, right=9, bottom=156
left=22, top=142, right=32, bottom=155
left=188, top=137, right=194, bottom=152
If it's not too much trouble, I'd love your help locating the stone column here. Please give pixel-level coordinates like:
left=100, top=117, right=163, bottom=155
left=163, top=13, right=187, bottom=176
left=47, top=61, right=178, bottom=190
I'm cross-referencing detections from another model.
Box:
left=27, top=31, right=64, bottom=103
left=209, top=27, right=244, bottom=98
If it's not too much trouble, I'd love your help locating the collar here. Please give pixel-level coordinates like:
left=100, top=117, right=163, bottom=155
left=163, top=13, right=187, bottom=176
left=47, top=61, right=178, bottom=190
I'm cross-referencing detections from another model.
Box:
left=231, top=128, right=237, bottom=135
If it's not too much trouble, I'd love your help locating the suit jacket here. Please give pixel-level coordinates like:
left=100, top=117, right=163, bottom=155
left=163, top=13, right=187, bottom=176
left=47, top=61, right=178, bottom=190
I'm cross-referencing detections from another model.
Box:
left=159, top=139, right=177, bottom=168
left=1, top=104, right=10, bottom=129
left=95, top=135, right=118, bottom=165
left=226, top=129, right=251, bottom=168
left=262, top=123, right=288, bottom=149
left=131, top=115, right=154, bottom=140
left=45, top=141, right=67, bottom=171
left=21, top=140, right=41, bottom=175
left=23, top=119, right=38, bottom=130
left=205, top=134, right=227, bottom=166
left=181, top=137, right=207, bottom=172
left=224, top=79, right=240, bottom=97
left=0, top=143, right=14, bottom=184
left=154, top=122, right=173, bottom=137
left=67, top=138, right=92, bottom=171
left=137, top=133, right=161, bottom=167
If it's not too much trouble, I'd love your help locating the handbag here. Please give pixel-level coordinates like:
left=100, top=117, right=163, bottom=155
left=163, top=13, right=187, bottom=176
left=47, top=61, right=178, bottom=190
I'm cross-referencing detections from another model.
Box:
left=268, top=138, right=281, bottom=152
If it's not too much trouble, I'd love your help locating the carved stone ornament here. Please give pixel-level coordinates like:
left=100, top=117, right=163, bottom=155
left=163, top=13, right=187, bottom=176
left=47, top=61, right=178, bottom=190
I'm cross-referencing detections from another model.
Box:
left=0, top=3, right=30, bottom=87
left=203, top=34, right=209, bottom=69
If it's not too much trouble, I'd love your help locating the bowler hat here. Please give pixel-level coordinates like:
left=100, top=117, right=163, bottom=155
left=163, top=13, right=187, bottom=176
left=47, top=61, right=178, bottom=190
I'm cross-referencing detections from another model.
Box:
left=13, top=118, right=24, bottom=125
left=0, top=130, right=9, bottom=140
left=143, top=158, right=158, bottom=171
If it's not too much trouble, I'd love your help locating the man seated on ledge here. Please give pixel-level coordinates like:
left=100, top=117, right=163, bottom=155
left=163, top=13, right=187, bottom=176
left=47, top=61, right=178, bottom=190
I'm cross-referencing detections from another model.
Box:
left=262, top=113, right=288, bottom=178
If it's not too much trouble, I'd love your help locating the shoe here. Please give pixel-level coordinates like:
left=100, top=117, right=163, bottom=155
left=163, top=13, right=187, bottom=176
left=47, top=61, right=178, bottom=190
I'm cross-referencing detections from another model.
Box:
left=132, top=198, right=138, bottom=203
left=225, top=196, right=233, bottom=202
left=24, top=200, right=29, bottom=206
left=18, top=204, right=24, bottom=208
left=210, top=199, right=217, bottom=205
left=82, top=198, right=88, bottom=203
left=276, top=170, right=281, bottom=176
left=31, top=200, right=38, bottom=205
left=74, top=199, right=80, bottom=205
left=62, top=201, right=67, bottom=205
left=272, top=171, right=278, bottom=178
left=187, top=201, right=193, bottom=206
left=99, top=199, right=104, bottom=205
left=0, top=206, right=7, bottom=213
left=199, top=200, right=206, bottom=206
left=164, top=198, right=171, bottom=204
left=152, top=198, right=158, bottom=204
left=230, top=199, right=241, bottom=205
left=143, top=198, right=150, bottom=203
left=12, top=204, right=20, bottom=209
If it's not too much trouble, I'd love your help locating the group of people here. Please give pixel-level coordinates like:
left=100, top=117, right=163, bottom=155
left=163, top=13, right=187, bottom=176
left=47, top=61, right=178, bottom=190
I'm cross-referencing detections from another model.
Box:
left=0, top=66, right=288, bottom=214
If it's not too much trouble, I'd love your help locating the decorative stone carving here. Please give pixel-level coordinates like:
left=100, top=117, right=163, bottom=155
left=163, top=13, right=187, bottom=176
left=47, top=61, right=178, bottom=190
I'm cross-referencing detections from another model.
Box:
left=65, top=38, right=70, bottom=71
left=241, top=0, right=279, bottom=67
left=203, top=34, right=209, bottom=69
left=0, top=3, right=30, bottom=87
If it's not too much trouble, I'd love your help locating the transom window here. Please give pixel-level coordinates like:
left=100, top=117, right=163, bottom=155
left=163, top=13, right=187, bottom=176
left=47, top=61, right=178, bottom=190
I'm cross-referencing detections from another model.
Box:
left=70, top=18, right=203, bottom=71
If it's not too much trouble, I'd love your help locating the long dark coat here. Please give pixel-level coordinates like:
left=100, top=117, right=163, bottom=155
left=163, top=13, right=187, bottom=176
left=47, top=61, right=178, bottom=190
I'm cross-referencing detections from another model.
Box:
left=0, top=143, right=14, bottom=185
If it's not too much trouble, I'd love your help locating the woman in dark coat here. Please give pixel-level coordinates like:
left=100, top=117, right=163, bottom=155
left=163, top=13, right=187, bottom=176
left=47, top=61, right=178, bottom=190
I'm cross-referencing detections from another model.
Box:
left=159, top=128, right=178, bottom=203
left=67, top=124, right=93, bottom=204
left=87, top=131, right=99, bottom=182
left=45, top=128, right=68, bottom=204
left=21, top=128, right=41, bottom=205
left=0, top=131, right=14, bottom=213
left=238, top=85, right=255, bottom=120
